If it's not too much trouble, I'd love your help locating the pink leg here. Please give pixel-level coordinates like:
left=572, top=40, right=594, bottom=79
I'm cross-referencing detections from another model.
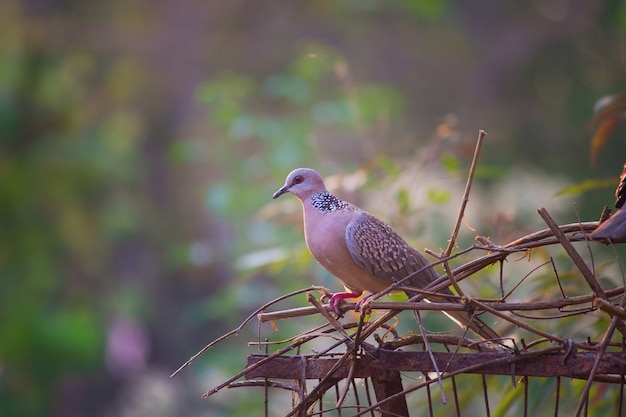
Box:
left=328, top=291, right=362, bottom=315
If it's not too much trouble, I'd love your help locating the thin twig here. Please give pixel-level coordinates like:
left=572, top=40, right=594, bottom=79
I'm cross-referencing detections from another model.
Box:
left=444, top=129, right=486, bottom=257
left=574, top=293, right=626, bottom=417
left=538, top=207, right=626, bottom=337
left=594, top=298, right=626, bottom=320
left=538, top=208, right=605, bottom=297
left=468, top=298, right=565, bottom=344
left=415, top=310, right=447, bottom=404
left=227, top=379, right=301, bottom=392
left=307, top=292, right=352, bottom=342
left=202, top=335, right=314, bottom=398
left=336, top=313, right=369, bottom=410
left=335, top=355, right=357, bottom=408
left=170, top=286, right=330, bottom=377
left=440, top=130, right=487, bottom=296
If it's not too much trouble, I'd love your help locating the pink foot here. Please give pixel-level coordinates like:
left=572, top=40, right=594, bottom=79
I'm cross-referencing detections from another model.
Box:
left=328, top=291, right=362, bottom=316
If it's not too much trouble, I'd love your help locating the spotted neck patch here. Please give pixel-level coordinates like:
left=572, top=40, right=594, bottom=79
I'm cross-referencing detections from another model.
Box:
left=311, top=192, right=349, bottom=213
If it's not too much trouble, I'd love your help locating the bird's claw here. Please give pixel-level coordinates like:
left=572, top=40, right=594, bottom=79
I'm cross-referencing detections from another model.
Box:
left=355, top=295, right=374, bottom=314
left=328, top=294, right=344, bottom=316
left=327, top=291, right=362, bottom=317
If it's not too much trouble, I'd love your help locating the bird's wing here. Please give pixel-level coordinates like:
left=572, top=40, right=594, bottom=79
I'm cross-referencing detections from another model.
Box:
left=590, top=208, right=626, bottom=240
left=346, top=211, right=502, bottom=341
left=345, top=211, right=439, bottom=289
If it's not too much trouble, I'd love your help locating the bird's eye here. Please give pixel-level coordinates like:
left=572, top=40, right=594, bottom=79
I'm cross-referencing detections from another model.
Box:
left=293, top=175, right=304, bottom=184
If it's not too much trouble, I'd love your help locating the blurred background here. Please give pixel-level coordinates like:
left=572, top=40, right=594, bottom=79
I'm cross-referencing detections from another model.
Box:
left=1, top=1, right=625, bottom=416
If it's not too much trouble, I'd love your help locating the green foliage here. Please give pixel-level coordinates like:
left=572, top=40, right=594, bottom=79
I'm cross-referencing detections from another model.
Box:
left=396, top=187, right=412, bottom=215
left=398, top=0, right=450, bottom=19
left=355, top=85, right=406, bottom=125
left=473, top=164, right=509, bottom=181
left=0, top=12, right=152, bottom=416
left=440, top=151, right=460, bottom=174
left=556, top=178, right=618, bottom=197
left=426, top=187, right=451, bottom=205
left=190, top=43, right=415, bottom=262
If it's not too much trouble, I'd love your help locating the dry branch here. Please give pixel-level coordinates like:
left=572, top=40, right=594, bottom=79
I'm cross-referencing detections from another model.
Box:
left=257, top=286, right=625, bottom=323
left=171, top=131, right=626, bottom=416
left=169, top=207, right=626, bottom=417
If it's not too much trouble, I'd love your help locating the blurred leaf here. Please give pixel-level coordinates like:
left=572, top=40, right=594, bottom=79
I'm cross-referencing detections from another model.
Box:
left=311, top=99, right=358, bottom=126
left=100, top=110, right=144, bottom=157
left=375, top=155, right=403, bottom=177
left=106, top=59, right=143, bottom=104
left=473, top=165, right=508, bottom=180
left=426, top=187, right=451, bottom=205
left=355, top=85, right=405, bottom=125
left=619, top=4, right=626, bottom=36
left=590, top=118, right=618, bottom=165
left=263, top=74, right=311, bottom=103
left=441, top=152, right=460, bottom=174
left=593, top=92, right=626, bottom=116
left=399, top=0, right=449, bottom=19
left=195, top=72, right=256, bottom=128
left=556, top=178, right=616, bottom=197
left=166, top=139, right=206, bottom=164
left=289, top=42, right=338, bottom=81
left=205, top=181, right=233, bottom=218
left=396, top=187, right=411, bottom=215
left=235, top=247, right=288, bottom=270
left=196, top=72, right=256, bottom=104
left=1, top=303, right=102, bottom=376
left=229, top=114, right=257, bottom=140
left=590, top=93, right=626, bottom=165
left=41, top=309, right=102, bottom=369
left=101, top=198, right=142, bottom=237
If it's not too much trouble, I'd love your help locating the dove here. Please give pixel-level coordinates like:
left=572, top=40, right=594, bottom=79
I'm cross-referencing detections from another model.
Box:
left=273, top=168, right=499, bottom=340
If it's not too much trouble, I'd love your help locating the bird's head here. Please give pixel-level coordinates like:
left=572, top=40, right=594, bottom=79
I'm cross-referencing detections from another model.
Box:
left=273, top=168, right=326, bottom=200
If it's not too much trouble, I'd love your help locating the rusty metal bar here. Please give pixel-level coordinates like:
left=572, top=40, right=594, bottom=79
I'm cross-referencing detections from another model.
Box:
left=369, top=371, right=409, bottom=417
left=246, top=350, right=626, bottom=381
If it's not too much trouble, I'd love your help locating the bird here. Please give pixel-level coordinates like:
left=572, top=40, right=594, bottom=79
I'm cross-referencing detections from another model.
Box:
left=273, top=167, right=500, bottom=341
left=590, top=162, right=626, bottom=241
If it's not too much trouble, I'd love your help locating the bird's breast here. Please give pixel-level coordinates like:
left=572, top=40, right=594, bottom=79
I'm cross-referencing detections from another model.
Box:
left=303, top=210, right=390, bottom=293
left=304, top=211, right=347, bottom=268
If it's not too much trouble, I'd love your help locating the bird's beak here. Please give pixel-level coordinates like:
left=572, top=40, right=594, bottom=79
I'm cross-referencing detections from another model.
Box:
left=272, top=185, right=289, bottom=199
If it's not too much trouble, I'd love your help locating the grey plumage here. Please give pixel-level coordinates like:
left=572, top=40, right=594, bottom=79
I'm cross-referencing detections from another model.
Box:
left=590, top=209, right=626, bottom=240
left=273, top=168, right=500, bottom=341
left=346, top=211, right=434, bottom=287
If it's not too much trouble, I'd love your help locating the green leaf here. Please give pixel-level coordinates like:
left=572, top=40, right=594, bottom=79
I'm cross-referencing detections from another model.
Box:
left=355, top=85, right=405, bottom=124
left=396, top=188, right=411, bottom=215
left=473, top=165, right=508, bottom=180
left=556, top=178, right=616, bottom=197
left=426, top=187, right=451, bottom=205
left=263, top=74, right=311, bottom=103
left=440, top=152, right=459, bottom=174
